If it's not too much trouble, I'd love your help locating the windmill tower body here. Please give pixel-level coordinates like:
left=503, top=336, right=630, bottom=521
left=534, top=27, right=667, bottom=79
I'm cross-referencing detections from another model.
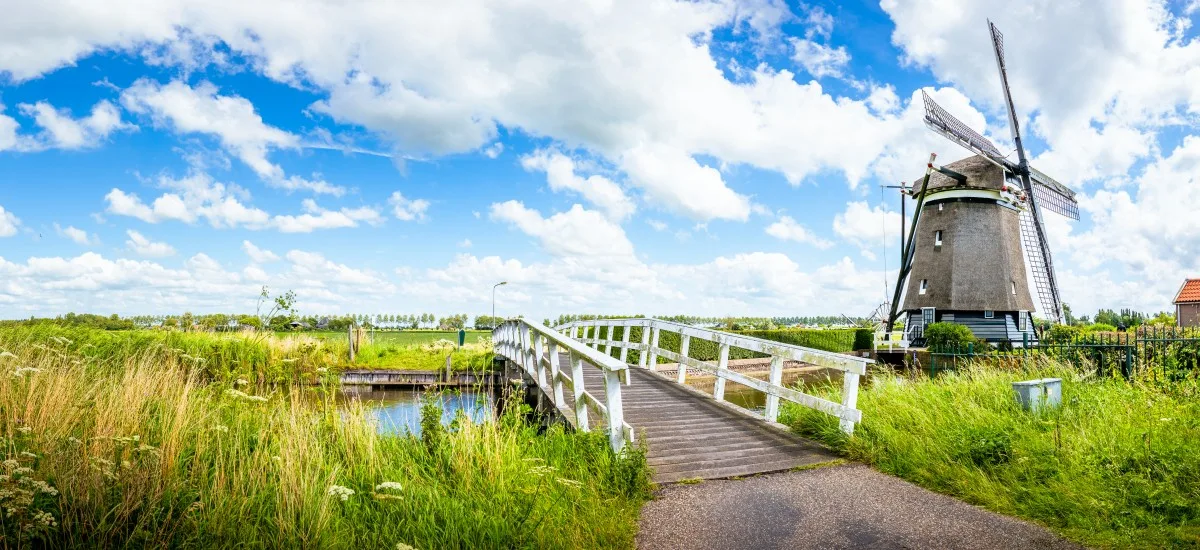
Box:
left=900, top=155, right=1039, bottom=346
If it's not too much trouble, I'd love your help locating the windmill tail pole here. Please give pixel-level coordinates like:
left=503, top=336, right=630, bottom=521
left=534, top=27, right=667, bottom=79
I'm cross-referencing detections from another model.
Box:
left=886, top=153, right=937, bottom=332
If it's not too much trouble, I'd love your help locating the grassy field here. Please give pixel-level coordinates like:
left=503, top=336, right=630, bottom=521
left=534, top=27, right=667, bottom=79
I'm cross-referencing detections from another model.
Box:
left=781, top=360, right=1200, bottom=548
left=0, top=326, right=651, bottom=548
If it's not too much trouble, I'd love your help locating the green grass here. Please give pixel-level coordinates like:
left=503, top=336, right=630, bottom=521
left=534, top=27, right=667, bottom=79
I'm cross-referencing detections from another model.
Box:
left=0, top=326, right=652, bottom=548
left=781, top=361, right=1200, bottom=548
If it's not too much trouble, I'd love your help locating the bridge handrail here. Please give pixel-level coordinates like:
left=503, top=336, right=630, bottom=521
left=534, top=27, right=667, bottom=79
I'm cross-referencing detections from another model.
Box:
left=556, top=318, right=869, bottom=434
left=492, top=319, right=632, bottom=453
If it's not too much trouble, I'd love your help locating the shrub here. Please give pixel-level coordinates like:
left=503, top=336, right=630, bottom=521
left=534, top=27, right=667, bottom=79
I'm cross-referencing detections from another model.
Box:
left=1044, top=324, right=1080, bottom=343
left=924, top=322, right=976, bottom=351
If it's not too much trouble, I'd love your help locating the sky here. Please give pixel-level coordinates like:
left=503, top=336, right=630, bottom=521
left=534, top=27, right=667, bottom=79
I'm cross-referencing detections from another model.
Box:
left=1, top=0, right=1199, bottom=322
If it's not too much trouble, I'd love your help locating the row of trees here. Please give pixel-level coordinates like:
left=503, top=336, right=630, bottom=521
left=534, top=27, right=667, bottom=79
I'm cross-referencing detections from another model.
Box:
left=1062, top=304, right=1175, bottom=329
left=548, top=314, right=868, bottom=330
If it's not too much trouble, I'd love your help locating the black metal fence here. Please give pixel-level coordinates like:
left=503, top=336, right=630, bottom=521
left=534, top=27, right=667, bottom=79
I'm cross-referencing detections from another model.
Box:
left=929, top=326, right=1200, bottom=380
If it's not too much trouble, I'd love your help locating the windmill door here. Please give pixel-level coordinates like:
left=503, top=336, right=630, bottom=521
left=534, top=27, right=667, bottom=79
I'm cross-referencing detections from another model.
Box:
left=921, top=307, right=936, bottom=332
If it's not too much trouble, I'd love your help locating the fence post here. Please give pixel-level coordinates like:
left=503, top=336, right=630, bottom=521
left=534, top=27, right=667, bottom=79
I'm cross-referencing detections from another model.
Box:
left=347, top=324, right=356, bottom=362
left=602, top=322, right=613, bottom=357
left=570, top=351, right=589, bottom=431
left=519, top=324, right=531, bottom=375
left=840, top=370, right=861, bottom=435
left=714, top=343, right=730, bottom=402
left=648, top=326, right=661, bottom=371
left=534, top=333, right=547, bottom=390
left=619, top=323, right=632, bottom=364
left=603, top=369, right=626, bottom=453
left=638, top=322, right=651, bottom=368
left=677, top=333, right=692, bottom=385
left=548, top=341, right=565, bottom=409
left=764, top=355, right=783, bottom=422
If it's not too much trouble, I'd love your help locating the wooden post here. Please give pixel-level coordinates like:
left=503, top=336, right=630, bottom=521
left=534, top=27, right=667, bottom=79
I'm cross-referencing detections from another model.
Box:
left=347, top=324, right=355, bottom=362
left=602, top=322, right=612, bottom=357
left=676, top=333, right=691, bottom=385
left=638, top=322, right=651, bottom=368
left=840, top=371, right=861, bottom=434
left=571, top=351, right=589, bottom=431
left=619, top=324, right=632, bottom=363
left=765, top=355, right=783, bottom=422
left=648, top=326, right=661, bottom=371
left=519, top=324, right=531, bottom=375
left=534, top=333, right=547, bottom=391
left=714, top=343, right=730, bottom=401
left=603, top=368, right=626, bottom=453
left=548, top=342, right=565, bottom=409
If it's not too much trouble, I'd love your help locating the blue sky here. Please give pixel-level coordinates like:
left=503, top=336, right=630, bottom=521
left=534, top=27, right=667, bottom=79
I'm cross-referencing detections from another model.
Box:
left=1, top=0, right=1198, bottom=321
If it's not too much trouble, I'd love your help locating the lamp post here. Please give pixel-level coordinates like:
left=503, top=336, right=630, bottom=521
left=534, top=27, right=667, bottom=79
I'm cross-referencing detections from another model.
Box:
left=492, top=281, right=508, bottom=329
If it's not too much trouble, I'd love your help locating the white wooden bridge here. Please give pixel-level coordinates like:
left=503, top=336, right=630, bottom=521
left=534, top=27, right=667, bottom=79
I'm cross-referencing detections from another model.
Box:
left=492, top=318, right=871, bottom=483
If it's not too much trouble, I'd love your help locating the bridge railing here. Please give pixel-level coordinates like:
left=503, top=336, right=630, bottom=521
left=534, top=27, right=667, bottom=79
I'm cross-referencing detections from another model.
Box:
left=492, top=319, right=634, bottom=453
left=556, top=318, right=870, bottom=434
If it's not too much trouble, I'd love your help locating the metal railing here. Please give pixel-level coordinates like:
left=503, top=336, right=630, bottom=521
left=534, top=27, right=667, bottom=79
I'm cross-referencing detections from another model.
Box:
left=556, top=318, right=871, bottom=434
left=492, top=319, right=634, bottom=453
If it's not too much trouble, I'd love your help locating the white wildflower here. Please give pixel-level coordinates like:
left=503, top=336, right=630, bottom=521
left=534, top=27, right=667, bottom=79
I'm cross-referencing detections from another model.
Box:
left=375, top=481, right=403, bottom=492
left=281, top=358, right=297, bottom=364
left=2, top=460, right=18, bottom=470
left=327, top=485, right=355, bottom=501
left=0, top=351, right=16, bottom=360
left=396, top=543, right=417, bottom=550
left=31, top=510, right=57, bottom=528
left=235, top=378, right=249, bottom=386
left=211, top=425, right=229, bottom=433
left=555, top=477, right=582, bottom=489
left=19, top=451, right=36, bottom=459
left=16, top=426, right=31, bottom=434
left=315, top=367, right=329, bottom=374
left=67, top=437, right=82, bottom=445
left=13, top=467, right=33, bottom=475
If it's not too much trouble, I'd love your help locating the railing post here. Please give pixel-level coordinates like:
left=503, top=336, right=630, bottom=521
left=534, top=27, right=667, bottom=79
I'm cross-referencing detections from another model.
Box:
left=570, top=351, right=590, bottom=431
left=714, top=342, right=730, bottom=402
left=602, top=321, right=613, bottom=357
left=603, top=369, right=626, bottom=454
left=638, top=322, right=651, bottom=368
left=840, top=371, right=861, bottom=434
left=534, top=333, right=547, bottom=390
left=519, top=324, right=532, bottom=375
left=676, top=333, right=691, bottom=385
left=764, top=355, right=783, bottom=422
left=548, top=342, right=565, bottom=409
left=619, top=323, right=632, bottom=364
left=648, top=326, right=661, bottom=371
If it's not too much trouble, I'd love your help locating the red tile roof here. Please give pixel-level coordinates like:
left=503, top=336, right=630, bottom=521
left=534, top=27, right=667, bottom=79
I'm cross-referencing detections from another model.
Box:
left=1174, top=279, right=1200, bottom=304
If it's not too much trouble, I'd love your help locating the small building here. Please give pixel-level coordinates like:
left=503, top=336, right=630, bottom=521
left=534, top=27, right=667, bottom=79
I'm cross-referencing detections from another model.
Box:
left=1173, top=278, right=1200, bottom=327
left=287, top=320, right=311, bottom=330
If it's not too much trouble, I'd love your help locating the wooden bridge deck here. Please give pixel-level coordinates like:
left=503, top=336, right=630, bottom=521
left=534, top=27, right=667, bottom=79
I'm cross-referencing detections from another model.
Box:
left=560, top=354, right=839, bottom=484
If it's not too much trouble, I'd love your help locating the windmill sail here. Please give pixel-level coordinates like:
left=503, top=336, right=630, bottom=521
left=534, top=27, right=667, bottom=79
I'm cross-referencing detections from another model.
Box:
left=921, top=91, right=1016, bottom=172
left=1029, top=168, right=1080, bottom=220
left=1018, top=210, right=1062, bottom=322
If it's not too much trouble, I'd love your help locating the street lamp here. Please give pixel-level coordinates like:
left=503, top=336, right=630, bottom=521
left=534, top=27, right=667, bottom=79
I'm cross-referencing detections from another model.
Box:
left=492, top=281, right=508, bottom=329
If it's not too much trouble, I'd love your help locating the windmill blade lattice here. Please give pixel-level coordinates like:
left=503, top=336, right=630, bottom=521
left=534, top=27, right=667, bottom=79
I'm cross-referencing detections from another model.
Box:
left=921, top=90, right=1016, bottom=171
left=1018, top=210, right=1062, bottom=322
left=1029, top=168, right=1080, bottom=220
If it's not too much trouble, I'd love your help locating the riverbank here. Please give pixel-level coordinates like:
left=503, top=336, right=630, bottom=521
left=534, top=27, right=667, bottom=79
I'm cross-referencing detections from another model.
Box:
left=0, top=326, right=652, bottom=548
left=780, top=361, right=1200, bottom=548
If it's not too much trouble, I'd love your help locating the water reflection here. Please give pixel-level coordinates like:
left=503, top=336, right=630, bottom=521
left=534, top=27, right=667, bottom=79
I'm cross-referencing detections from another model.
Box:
left=338, top=386, right=494, bottom=435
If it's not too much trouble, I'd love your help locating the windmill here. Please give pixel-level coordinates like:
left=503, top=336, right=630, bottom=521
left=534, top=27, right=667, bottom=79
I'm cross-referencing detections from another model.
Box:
left=884, top=20, right=1080, bottom=346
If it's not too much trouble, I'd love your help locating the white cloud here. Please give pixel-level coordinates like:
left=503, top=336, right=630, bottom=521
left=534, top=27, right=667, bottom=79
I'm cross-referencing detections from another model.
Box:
left=765, top=216, right=833, bottom=249
left=521, top=150, right=635, bottom=221
left=54, top=224, right=94, bottom=245
left=621, top=144, right=751, bottom=221
left=483, top=142, right=504, bottom=159
left=789, top=38, right=850, bottom=79
left=388, top=192, right=430, bottom=222
left=243, top=264, right=269, bottom=282
left=121, top=79, right=343, bottom=195
left=0, top=205, right=21, bottom=237
left=272, top=199, right=384, bottom=233
left=285, top=249, right=395, bottom=291
left=125, top=230, right=176, bottom=258
left=242, top=240, right=280, bottom=263
left=833, top=201, right=904, bottom=260
left=458, top=238, right=472, bottom=248
left=105, top=173, right=381, bottom=232
left=490, top=201, right=635, bottom=261
left=18, top=99, right=133, bottom=149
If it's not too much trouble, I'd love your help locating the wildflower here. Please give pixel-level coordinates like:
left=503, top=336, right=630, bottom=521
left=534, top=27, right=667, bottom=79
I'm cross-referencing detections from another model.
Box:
left=31, top=510, right=57, bottom=528
left=555, top=477, right=582, bottom=489
left=15, top=426, right=31, bottom=434
left=396, top=543, right=417, bottom=550
left=0, top=351, right=16, bottom=360
left=187, top=501, right=203, bottom=513
left=272, top=456, right=282, bottom=462
left=282, top=358, right=297, bottom=364
left=13, top=467, right=33, bottom=476
left=528, top=465, right=556, bottom=477
left=327, top=485, right=355, bottom=501
left=235, top=378, right=249, bottom=386
left=375, top=481, right=403, bottom=492
left=211, top=425, right=229, bottom=433
left=2, top=459, right=18, bottom=469
left=19, top=451, right=36, bottom=459
left=67, top=437, right=82, bottom=445
left=316, top=367, right=329, bottom=374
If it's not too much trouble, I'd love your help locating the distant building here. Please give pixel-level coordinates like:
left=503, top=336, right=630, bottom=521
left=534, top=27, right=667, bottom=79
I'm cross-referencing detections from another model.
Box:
left=1173, top=279, right=1200, bottom=327
left=288, top=320, right=311, bottom=329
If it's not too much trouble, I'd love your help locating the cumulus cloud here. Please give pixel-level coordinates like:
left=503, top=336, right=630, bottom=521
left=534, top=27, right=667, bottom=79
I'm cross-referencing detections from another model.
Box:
left=125, top=230, right=176, bottom=257
left=521, top=150, right=635, bottom=221
left=790, top=38, right=850, bottom=79
left=833, top=201, right=904, bottom=260
left=0, top=205, right=21, bottom=237
left=121, top=79, right=343, bottom=195
left=242, top=240, right=280, bottom=263
left=765, top=216, right=833, bottom=249
left=18, top=100, right=133, bottom=149
left=272, top=199, right=384, bottom=233
left=490, top=201, right=635, bottom=261
left=54, top=224, right=95, bottom=245
left=388, top=192, right=430, bottom=222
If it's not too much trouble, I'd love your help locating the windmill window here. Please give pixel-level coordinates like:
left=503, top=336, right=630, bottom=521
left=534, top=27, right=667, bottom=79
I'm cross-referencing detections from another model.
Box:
left=984, top=310, right=995, bottom=319
left=1011, top=281, right=1017, bottom=295
left=938, top=203, right=944, bottom=211
left=919, top=279, right=928, bottom=295
left=935, top=230, right=943, bottom=246
left=1019, top=310, right=1028, bottom=331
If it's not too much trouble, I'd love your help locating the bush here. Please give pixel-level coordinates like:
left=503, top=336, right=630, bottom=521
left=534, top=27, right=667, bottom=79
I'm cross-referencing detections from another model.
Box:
left=924, top=322, right=976, bottom=351
left=1044, top=324, right=1080, bottom=343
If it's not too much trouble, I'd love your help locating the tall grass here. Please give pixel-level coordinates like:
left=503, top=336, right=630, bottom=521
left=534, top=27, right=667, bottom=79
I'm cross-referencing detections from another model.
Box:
left=782, top=360, right=1200, bottom=548
left=0, top=328, right=650, bottom=548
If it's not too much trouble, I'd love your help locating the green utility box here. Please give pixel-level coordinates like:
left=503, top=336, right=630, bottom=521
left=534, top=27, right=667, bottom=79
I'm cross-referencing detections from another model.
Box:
left=458, top=329, right=466, bottom=347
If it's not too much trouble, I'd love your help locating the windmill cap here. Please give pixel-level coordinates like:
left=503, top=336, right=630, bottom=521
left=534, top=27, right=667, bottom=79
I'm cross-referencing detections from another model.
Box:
left=914, top=155, right=1008, bottom=195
